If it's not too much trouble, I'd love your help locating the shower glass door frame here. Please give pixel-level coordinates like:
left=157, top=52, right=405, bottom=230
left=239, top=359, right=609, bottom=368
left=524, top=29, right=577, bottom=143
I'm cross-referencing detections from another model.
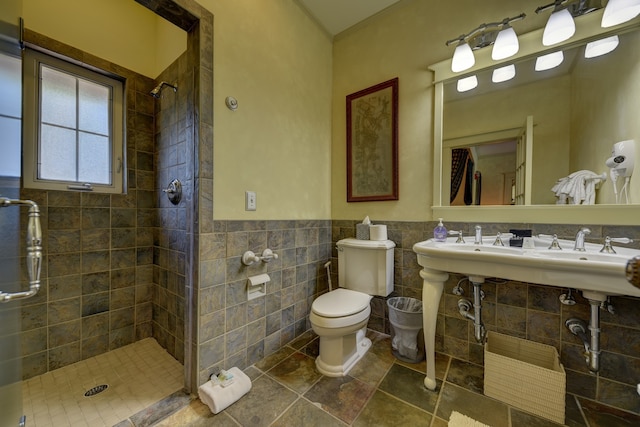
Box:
left=0, top=0, right=25, bottom=425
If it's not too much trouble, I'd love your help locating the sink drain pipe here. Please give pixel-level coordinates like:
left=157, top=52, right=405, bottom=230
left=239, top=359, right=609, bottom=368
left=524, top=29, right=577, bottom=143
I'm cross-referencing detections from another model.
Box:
left=566, top=297, right=603, bottom=373
left=457, top=277, right=486, bottom=343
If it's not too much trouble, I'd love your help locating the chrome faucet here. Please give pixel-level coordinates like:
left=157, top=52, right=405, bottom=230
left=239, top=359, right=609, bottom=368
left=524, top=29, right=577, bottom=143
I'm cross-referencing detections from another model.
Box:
left=474, top=225, right=482, bottom=245
left=573, top=227, right=591, bottom=251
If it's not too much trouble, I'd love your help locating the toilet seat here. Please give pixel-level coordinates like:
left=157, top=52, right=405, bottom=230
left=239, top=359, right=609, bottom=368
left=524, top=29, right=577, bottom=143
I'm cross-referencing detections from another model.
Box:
left=311, top=288, right=371, bottom=318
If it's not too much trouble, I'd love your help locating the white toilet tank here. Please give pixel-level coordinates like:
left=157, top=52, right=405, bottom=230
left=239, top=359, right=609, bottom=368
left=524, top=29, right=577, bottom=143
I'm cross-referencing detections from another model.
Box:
left=336, top=238, right=395, bottom=296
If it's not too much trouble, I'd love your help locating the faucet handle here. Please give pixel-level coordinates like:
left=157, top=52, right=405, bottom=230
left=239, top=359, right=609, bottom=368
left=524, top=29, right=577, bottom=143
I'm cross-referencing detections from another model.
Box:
left=600, top=236, right=634, bottom=254
left=448, top=230, right=465, bottom=244
left=492, top=232, right=514, bottom=246
left=548, top=234, right=563, bottom=250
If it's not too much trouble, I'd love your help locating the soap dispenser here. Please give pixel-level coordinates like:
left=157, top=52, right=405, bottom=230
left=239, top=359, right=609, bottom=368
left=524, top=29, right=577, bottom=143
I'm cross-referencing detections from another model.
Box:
left=433, top=218, right=448, bottom=242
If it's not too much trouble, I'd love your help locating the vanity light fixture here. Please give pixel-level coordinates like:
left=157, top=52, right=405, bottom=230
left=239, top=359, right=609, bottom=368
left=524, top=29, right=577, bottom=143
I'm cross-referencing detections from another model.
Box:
left=538, top=1, right=576, bottom=45
left=535, top=50, right=565, bottom=71
left=492, top=24, right=520, bottom=60
left=537, top=0, right=603, bottom=46
left=451, top=42, right=475, bottom=72
left=585, top=35, right=620, bottom=57
left=492, top=64, right=516, bottom=83
left=457, top=75, right=478, bottom=92
left=601, top=0, right=640, bottom=27
left=447, top=13, right=526, bottom=73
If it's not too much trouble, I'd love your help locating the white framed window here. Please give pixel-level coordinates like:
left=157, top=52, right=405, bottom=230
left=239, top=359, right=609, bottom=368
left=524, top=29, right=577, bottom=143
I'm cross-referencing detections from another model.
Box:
left=22, top=48, right=125, bottom=193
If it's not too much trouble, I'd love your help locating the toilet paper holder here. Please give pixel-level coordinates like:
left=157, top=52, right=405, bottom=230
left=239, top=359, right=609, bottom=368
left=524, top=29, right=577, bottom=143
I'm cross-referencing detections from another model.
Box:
left=247, top=273, right=270, bottom=300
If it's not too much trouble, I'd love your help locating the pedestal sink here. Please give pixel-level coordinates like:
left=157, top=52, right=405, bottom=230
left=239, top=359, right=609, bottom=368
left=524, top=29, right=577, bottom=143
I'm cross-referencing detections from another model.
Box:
left=413, top=236, right=640, bottom=390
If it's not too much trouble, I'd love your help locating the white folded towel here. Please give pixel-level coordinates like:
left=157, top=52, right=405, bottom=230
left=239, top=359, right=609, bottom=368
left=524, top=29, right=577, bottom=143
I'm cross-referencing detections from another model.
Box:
left=198, top=367, right=252, bottom=414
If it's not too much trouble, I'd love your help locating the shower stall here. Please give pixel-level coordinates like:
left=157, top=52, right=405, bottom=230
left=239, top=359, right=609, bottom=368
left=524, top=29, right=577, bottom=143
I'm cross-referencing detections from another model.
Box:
left=0, top=1, right=213, bottom=424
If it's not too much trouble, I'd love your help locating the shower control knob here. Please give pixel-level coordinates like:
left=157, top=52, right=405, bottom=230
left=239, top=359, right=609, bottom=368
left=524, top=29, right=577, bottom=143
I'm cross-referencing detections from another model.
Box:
left=626, top=256, right=640, bottom=289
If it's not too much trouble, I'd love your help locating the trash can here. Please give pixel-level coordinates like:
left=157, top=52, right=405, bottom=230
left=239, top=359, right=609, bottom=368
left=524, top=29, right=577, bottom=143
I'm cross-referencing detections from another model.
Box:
left=387, top=297, right=425, bottom=363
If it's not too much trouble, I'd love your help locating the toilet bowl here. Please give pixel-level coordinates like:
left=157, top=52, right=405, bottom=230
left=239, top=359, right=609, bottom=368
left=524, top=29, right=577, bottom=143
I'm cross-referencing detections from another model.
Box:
left=309, top=238, right=395, bottom=377
left=310, top=288, right=373, bottom=377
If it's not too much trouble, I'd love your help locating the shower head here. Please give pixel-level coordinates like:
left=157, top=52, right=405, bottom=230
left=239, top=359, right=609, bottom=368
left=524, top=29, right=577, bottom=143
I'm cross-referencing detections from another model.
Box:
left=150, top=81, right=177, bottom=98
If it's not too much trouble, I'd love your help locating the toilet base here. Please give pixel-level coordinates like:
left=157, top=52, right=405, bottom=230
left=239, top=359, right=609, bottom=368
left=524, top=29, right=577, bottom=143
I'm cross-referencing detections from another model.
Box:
left=315, top=327, right=372, bottom=377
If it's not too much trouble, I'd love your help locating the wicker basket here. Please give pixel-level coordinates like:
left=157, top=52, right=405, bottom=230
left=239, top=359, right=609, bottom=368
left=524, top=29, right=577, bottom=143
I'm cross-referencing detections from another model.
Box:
left=484, top=332, right=566, bottom=424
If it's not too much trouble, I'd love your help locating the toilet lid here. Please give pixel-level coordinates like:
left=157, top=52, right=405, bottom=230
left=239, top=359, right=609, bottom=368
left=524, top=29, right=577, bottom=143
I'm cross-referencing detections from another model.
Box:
left=312, top=288, right=371, bottom=318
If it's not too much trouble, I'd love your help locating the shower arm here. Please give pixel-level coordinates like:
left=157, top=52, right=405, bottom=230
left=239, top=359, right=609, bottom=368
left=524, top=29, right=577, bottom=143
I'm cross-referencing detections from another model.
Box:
left=150, top=81, right=178, bottom=98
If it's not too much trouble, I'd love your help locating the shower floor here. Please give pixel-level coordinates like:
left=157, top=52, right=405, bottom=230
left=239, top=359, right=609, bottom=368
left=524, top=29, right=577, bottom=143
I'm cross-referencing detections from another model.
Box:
left=21, top=338, right=183, bottom=427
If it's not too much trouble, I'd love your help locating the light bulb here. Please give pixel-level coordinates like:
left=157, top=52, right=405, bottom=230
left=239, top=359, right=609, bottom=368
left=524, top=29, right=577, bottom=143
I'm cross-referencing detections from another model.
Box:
left=492, top=64, right=516, bottom=83
left=601, top=0, right=640, bottom=28
left=457, top=75, right=478, bottom=92
left=451, top=42, right=475, bottom=73
left=585, top=35, right=620, bottom=58
left=492, top=26, right=519, bottom=60
left=535, top=51, right=564, bottom=71
left=542, top=8, right=576, bottom=46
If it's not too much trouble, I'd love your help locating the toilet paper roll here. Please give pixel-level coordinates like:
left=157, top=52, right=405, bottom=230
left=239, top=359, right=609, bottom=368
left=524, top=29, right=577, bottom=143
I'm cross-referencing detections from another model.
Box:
left=369, top=224, right=387, bottom=241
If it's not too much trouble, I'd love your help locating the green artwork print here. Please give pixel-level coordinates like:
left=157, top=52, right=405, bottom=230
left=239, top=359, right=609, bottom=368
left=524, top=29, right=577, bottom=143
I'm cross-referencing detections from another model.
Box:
left=347, top=78, right=398, bottom=202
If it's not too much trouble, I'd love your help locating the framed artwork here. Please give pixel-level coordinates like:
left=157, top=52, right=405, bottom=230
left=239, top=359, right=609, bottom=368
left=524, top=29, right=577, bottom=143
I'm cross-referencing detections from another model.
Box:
left=346, top=77, right=398, bottom=202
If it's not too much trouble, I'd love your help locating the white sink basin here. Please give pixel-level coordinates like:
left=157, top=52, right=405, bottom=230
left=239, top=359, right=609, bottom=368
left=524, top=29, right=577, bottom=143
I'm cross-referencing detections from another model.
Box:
left=412, top=235, right=640, bottom=391
left=413, top=236, right=640, bottom=298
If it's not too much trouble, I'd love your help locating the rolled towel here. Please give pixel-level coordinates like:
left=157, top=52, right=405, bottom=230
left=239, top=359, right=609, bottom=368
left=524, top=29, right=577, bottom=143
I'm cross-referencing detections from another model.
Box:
left=198, top=367, right=252, bottom=414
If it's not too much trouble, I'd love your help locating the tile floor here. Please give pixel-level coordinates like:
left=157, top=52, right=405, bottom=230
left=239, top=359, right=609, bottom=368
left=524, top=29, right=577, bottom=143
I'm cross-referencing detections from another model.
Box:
left=22, top=338, right=183, bottom=427
left=150, top=331, right=640, bottom=427
left=22, top=332, right=640, bottom=426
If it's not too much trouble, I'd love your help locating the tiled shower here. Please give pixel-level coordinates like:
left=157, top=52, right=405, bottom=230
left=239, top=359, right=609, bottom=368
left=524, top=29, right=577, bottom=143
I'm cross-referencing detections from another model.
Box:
left=17, top=30, right=158, bottom=379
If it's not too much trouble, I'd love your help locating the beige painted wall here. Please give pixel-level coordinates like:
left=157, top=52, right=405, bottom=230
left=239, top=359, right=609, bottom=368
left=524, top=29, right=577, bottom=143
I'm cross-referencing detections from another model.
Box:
left=22, top=0, right=184, bottom=78
left=199, top=0, right=333, bottom=220
left=23, top=0, right=332, bottom=220
left=331, top=0, right=550, bottom=221
left=571, top=30, right=640, bottom=205
left=21, top=0, right=640, bottom=222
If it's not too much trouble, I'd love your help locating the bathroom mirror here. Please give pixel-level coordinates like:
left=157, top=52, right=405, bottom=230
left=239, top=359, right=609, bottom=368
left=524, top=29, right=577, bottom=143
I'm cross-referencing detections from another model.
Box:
left=430, top=10, right=640, bottom=224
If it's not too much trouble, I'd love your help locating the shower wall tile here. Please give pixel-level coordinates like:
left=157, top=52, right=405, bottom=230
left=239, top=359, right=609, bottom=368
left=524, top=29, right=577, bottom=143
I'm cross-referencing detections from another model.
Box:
left=49, top=275, right=82, bottom=301
left=48, top=298, right=81, bottom=325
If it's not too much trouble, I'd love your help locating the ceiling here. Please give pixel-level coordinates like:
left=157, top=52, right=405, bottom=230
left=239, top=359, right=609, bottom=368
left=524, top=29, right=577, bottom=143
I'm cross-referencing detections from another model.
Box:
left=297, top=0, right=402, bottom=36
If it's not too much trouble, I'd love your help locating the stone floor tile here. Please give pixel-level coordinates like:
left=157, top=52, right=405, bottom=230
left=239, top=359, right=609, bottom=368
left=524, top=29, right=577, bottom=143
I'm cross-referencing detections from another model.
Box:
left=353, top=390, right=431, bottom=427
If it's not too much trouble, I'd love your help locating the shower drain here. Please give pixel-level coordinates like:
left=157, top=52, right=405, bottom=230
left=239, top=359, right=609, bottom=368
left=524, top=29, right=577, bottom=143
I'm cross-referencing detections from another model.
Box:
left=84, top=384, right=108, bottom=397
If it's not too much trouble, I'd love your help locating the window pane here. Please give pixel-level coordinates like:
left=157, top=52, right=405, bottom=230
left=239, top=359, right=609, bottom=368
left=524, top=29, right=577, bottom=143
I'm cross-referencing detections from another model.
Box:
left=40, top=124, right=76, bottom=181
left=41, top=66, right=76, bottom=128
left=78, top=80, right=109, bottom=135
left=0, top=116, right=21, bottom=178
left=78, top=132, right=110, bottom=184
left=0, top=54, right=22, bottom=118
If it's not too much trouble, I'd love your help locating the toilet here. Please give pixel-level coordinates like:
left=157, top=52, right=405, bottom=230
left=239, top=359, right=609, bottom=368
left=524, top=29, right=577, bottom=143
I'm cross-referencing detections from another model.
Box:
left=310, top=238, right=395, bottom=377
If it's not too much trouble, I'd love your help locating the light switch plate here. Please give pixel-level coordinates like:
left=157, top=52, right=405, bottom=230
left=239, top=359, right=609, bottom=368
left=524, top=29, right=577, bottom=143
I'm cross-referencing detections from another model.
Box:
left=245, top=191, right=257, bottom=211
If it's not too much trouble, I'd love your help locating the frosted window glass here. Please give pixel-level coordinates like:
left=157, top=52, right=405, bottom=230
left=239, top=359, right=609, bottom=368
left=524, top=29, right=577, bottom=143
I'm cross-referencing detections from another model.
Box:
left=79, top=80, right=109, bottom=135
left=0, top=117, right=21, bottom=178
left=0, top=54, right=22, bottom=118
left=41, top=66, right=76, bottom=128
left=78, top=132, right=110, bottom=184
left=40, top=124, right=76, bottom=181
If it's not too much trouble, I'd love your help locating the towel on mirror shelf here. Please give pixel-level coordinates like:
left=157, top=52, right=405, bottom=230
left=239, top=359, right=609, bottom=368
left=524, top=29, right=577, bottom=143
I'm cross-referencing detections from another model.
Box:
left=198, top=366, right=252, bottom=414
left=551, top=170, right=604, bottom=205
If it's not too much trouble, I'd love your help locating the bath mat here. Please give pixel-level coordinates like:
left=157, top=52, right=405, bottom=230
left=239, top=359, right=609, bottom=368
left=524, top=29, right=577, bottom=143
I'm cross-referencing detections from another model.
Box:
left=448, top=411, right=492, bottom=427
